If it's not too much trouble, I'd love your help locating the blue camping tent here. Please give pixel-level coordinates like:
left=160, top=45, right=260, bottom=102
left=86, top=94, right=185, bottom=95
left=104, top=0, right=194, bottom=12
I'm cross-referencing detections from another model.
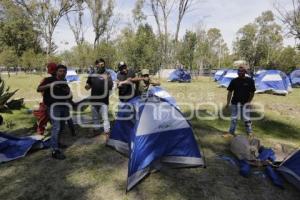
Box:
left=106, top=69, right=117, bottom=81
left=107, top=86, right=204, bottom=191
left=277, top=150, right=300, bottom=190
left=218, top=69, right=238, bottom=87
left=168, top=69, right=191, bottom=82
left=290, top=69, right=300, bottom=87
left=66, top=69, right=80, bottom=83
left=214, top=69, right=227, bottom=81
left=255, top=70, right=291, bottom=95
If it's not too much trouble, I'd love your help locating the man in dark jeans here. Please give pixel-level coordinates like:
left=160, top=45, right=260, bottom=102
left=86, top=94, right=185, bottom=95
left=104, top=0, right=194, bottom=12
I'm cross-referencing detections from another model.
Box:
left=85, top=59, right=113, bottom=140
left=37, top=65, right=73, bottom=159
left=224, top=66, right=256, bottom=138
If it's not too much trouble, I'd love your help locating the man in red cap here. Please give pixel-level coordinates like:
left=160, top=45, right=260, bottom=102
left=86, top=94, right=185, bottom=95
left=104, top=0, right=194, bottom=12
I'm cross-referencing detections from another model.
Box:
left=34, top=63, right=58, bottom=135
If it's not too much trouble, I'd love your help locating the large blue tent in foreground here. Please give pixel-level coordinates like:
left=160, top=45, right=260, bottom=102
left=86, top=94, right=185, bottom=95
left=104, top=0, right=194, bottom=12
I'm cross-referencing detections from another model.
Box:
left=277, top=150, right=300, bottom=190
left=107, top=86, right=204, bottom=191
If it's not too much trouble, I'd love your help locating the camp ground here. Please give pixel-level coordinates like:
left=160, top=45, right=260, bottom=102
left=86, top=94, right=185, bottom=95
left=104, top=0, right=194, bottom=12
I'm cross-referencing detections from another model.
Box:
left=1, top=0, right=300, bottom=199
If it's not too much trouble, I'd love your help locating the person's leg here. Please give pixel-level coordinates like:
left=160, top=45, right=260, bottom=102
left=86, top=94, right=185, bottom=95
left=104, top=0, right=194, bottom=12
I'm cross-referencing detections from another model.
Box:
left=100, top=104, right=110, bottom=142
left=67, top=119, right=76, bottom=136
left=100, top=104, right=110, bottom=133
left=91, top=105, right=101, bottom=131
left=242, top=104, right=253, bottom=136
left=88, top=105, right=101, bottom=137
left=229, top=104, right=239, bottom=135
left=50, top=106, right=65, bottom=159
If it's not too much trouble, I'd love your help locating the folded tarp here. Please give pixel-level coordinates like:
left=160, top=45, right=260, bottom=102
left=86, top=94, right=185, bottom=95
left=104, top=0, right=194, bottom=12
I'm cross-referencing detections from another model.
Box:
left=0, top=133, right=50, bottom=163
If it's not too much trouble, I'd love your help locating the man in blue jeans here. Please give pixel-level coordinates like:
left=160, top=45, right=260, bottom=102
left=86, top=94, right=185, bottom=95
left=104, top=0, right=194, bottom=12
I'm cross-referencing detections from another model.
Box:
left=224, top=66, right=256, bottom=138
left=37, top=65, right=72, bottom=159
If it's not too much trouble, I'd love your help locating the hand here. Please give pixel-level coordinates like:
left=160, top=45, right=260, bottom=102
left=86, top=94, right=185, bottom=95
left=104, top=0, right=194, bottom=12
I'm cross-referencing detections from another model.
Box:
left=100, top=74, right=107, bottom=79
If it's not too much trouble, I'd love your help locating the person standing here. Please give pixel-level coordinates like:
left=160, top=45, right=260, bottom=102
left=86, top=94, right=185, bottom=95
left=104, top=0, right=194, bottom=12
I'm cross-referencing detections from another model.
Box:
left=37, top=65, right=73, bottom=159
left=117, top=62, right=142, bottom=102
left=85, top=59, right=113, bottom=140
left=224, top=66, right=256, bottom=138
left=34, top=63, right=58, bottom=135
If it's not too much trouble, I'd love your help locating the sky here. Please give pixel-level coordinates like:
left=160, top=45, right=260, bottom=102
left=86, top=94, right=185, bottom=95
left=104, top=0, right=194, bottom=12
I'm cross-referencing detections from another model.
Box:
left=53, top=0, right=295, bottom=53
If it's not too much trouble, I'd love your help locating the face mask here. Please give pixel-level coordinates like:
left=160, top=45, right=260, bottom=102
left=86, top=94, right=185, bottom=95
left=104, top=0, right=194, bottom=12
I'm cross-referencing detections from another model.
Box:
left=97, top=67, right=105, bottom=74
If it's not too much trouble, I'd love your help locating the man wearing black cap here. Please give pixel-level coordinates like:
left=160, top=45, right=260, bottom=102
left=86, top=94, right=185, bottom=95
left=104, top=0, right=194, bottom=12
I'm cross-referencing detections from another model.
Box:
left=85, top=59, right=113, bottom=140
left=116, top=62, right=139, bottom=102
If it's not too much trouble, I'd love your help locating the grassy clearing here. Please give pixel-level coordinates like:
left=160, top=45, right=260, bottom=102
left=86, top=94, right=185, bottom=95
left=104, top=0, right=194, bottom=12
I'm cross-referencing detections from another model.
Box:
left=0, top=74, right=299, bottom=200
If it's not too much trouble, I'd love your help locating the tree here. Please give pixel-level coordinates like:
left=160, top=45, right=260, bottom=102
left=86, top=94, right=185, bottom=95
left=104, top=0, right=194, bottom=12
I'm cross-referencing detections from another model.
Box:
left=86, top=0, right=114, bottom=48
left=0, top=1, right=42, bottom=56
left=0, top=48, right=18, bottom=68
left=175, top=0, right=195, bottom=43
left=117, top=24, right=160, bottom=71
left=275, top=0, right=300, bottom=46
left=15, top=0, right=77, bottom=58
left=234, top=11, right=283, bottom=72
left=177, top=31, right=197, bottom=70
left=193, top=27, right=229, bottom=70
left=66, top=0, right=85, bottom=45
left=271, top=46, right=298, bottom=72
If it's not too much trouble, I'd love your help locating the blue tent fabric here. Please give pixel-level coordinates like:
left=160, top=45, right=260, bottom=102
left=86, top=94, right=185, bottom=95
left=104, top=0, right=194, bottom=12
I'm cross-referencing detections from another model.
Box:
left=218, top=69, right=238, bottom=87
left=278, top=150, right=300, bottom=190
left=255, top=70, right=291, bottom=95
left=107, top=86, right=204, bottom=191
left=0, top=133, right=50, bottom=163
left=66, top=70, right=80, bottom=83
left=214, top=69, right=227, bottom=81
left=290, top=69, right=300, bottom=87
left=168, top=69, right=191, bottom=82
left=106, top=69, right=117, bottom=81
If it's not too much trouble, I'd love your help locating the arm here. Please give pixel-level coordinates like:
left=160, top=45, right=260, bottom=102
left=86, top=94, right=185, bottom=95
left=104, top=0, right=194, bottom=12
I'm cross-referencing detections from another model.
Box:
left=247, top=92, right=254, bottom=103
left=150, top=79, right=160, bottom=86
left=227, top=91, right=233, bottom=107
left=37, top=78, right=51, bottom=92
left=85, top=84, right=91, bottom=90
left=85, top=76, right=91, bottom=90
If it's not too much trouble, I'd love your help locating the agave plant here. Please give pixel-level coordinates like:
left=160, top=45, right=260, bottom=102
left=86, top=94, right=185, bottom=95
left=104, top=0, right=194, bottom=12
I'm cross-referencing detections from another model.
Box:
left=0, top=77, right=18, bottom=111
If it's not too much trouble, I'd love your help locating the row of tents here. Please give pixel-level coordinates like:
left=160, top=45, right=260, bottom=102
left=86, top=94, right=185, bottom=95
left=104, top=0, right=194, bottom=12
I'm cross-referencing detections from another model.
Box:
left=67, top=68, right=193, bottom=83
left=214, top=69, right=300, bottom=95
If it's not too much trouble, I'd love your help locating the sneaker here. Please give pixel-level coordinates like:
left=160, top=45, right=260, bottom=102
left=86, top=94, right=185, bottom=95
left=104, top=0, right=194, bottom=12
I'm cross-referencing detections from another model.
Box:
left=52, top=150, right=66, bottom=160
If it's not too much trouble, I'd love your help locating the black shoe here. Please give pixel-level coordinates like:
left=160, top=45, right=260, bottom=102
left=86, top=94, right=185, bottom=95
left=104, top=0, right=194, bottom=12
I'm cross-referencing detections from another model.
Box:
left=52, top=150, right=66, bottom=160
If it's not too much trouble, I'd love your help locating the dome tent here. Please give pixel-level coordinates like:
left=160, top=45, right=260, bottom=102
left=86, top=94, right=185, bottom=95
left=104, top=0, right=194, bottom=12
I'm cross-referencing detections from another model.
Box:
left=66, top=69, right=80, bottom=83
left=214, top=69, right=227, bottom=81
left=107, top=86, right=204, bottom=191
left=290, top=69, right=300, bottom=87
left=168, top=68, right=191, bottom=82
left=255, top=70, right=291, bottom=95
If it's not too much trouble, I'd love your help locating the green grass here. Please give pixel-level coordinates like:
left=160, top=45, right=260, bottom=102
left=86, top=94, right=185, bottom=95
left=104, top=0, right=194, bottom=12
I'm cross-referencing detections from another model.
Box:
left=0, top=73, right=299, bottom=200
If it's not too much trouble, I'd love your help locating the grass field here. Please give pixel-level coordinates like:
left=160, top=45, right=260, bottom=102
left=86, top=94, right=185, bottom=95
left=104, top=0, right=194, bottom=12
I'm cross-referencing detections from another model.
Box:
left=0, top=73, right=299, bottom=200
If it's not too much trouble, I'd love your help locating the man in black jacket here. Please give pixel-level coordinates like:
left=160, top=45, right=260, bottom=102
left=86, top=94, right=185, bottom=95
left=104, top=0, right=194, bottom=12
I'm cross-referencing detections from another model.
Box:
left=225, top=66, right=256, bottom=138
left=37, top=65, right=72, bottom=159
left=85, top=59, right=113, bottom=140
